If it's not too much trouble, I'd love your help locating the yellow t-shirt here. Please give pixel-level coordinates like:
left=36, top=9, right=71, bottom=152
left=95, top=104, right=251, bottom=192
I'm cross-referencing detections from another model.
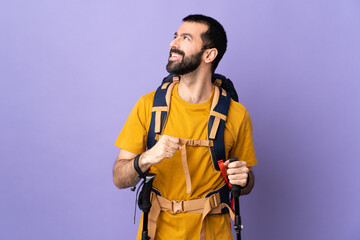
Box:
left=115, top=84, right=257, bottom=240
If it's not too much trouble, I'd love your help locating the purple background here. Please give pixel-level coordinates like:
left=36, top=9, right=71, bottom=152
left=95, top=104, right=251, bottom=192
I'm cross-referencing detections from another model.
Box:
left=1, top=1, right=359, bottom=239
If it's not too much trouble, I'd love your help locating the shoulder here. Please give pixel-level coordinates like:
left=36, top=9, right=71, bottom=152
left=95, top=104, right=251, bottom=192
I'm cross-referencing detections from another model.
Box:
left=228, top=99, right=248, bottom=121
left=128, top=90, right=156, bottom=122
left=139, top=91, right=156, bottom=104
left=133, top=90, right=156, bottom=110
left=125, top=90, right=156, bottom=132
left=224, top=99, right=255, bottom=148
left=226, top=99, right=253, bottom=133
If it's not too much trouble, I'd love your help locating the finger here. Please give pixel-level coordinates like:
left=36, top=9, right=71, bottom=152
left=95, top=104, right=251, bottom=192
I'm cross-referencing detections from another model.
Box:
left=159, top=135, right=173, bottom=142
left=228, top=160, right=247, bottom=168
left=228, top=173, right=248, bottom=181
left=159, top=135, right=181, bottom=150
left=228, top=173, right=248, bottom=187
left=227, top=166, right=249, bottom=175
left=164, top=151, right=174, bottom=159
left=165, top=147, right=177, bottom=155
left=167, top=136, right=180, bottom=144
left=167, top=141, right=181, bottom=150
left=229, top=178, right=248, bottom=187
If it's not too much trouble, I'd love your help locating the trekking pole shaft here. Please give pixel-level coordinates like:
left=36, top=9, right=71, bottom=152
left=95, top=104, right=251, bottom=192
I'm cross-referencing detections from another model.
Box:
left=234, top=199, right=241, bottom=240
left=142, top=212, right=149, bottom=240
left=141, top=174, right=156, bottom=240
left=229, top=157, right=242, bottom=240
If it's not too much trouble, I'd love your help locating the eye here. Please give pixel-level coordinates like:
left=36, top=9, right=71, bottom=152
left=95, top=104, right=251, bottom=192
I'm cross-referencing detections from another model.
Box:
left=184, top=36, right=190, bottom=40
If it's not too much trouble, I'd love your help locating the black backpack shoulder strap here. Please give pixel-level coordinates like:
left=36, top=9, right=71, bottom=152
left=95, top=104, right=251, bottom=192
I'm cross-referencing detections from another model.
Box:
left=147, top=75, right=180, bottom=149
left=208, top=85, right=232, bottom=170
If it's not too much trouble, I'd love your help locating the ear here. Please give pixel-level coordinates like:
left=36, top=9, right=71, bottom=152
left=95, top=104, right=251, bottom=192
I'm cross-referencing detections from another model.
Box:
left=203, top=48, right=218, bottom=64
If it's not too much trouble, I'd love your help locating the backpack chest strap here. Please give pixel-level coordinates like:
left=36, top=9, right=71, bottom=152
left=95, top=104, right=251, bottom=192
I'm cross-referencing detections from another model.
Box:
left=155, top=134, right=214, bottom=147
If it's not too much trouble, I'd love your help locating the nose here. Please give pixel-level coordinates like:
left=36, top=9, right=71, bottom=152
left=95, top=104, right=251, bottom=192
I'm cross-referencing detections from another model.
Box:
left=170, top=37, right=179, bottom=49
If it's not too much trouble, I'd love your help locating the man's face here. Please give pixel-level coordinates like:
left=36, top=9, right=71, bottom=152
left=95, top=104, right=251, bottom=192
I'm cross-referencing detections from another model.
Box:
left=166, top=22, right=208, bottom=75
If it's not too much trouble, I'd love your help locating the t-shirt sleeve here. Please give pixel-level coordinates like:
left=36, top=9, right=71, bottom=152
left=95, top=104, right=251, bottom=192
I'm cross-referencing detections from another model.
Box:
left=114, top=96, right=151, bottom=154
left=229, top=110, right=257, bottom=167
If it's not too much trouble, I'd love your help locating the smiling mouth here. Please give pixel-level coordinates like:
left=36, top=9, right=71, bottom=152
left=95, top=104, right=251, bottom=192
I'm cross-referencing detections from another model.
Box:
left=169, top=49, right=184, bottom=61
left=169, top=52, right=182, bottom=61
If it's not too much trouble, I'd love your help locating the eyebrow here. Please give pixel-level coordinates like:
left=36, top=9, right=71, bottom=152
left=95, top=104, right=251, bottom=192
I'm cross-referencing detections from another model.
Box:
left=174, top=32, right=193, bottom=38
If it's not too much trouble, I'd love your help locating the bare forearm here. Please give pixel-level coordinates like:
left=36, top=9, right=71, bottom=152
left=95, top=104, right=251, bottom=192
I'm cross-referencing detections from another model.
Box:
left=113, top=158, right=138, bottom=189
left=113, top=153, right=152, bottom=189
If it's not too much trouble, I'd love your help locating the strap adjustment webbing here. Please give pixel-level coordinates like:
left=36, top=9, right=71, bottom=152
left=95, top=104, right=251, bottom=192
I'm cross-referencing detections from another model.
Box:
left=148, top=192, right=235, bottom=240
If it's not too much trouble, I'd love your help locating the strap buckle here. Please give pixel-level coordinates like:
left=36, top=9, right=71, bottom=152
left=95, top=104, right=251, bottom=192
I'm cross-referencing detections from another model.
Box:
left=171, top=200, right=184, bottom=214
left=193, top=139, right=201, bottom=146
left=209, top=194, right=220, bottom=208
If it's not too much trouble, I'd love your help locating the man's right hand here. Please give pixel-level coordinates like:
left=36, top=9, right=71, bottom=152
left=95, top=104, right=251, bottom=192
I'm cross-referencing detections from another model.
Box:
left=141, top=135, right=182, bottom=166
left=113, top=135, right=182, bottom=189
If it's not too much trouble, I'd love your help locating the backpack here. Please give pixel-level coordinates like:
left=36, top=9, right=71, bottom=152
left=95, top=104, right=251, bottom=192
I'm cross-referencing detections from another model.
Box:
left=137, top=73, right=240, bottom=240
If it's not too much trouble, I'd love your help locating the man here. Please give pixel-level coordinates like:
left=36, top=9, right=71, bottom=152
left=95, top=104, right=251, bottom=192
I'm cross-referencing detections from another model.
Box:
left=113, top=14, right=257, bottom=240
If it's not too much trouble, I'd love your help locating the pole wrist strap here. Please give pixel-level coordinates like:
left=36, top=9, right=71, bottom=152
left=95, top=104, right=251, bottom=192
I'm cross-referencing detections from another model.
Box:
left=134, top=154, right=146, bottom=178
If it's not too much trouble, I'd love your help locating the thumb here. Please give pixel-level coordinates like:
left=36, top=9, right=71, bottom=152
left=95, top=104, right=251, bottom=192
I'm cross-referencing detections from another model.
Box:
left=223, top=160, right=230, bottom=167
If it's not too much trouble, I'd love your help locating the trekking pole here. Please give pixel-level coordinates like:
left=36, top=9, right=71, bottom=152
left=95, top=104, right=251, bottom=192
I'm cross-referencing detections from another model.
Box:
left=139, top=173, right=156, bottom=240
left=229, top=157, right=243, bottom=240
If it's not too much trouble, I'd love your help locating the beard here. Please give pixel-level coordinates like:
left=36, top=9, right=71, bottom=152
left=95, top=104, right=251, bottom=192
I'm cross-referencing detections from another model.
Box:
left=166, top=49, right=204, bottom=75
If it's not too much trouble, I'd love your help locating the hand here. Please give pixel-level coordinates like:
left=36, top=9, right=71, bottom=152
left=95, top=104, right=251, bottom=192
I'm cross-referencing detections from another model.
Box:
left=141, top=135, right=182, bottom=166
left=223, top=160, right=249, bottom=187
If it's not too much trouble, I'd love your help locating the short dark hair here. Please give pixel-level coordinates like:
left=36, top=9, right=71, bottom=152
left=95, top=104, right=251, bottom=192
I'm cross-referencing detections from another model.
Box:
left=183, top=14, right=227, bottom=72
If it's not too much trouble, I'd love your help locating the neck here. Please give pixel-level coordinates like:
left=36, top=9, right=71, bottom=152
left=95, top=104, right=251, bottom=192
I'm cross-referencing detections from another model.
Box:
left=178, top=67, right=213, bottom=103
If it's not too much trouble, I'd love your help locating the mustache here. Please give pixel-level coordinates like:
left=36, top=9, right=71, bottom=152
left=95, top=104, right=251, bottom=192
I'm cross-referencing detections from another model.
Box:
left=169, top=48, right=185, bottom=57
